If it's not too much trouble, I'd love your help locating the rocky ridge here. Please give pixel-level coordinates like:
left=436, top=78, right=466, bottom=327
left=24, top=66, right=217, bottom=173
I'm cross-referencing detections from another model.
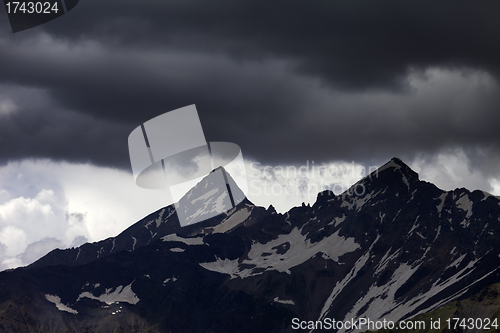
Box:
left=1, top=158, right=499, bottom=332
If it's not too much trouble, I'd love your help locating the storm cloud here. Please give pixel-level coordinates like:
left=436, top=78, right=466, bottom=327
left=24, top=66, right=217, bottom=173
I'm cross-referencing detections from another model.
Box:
left=0, top=0, right=499, bottom=174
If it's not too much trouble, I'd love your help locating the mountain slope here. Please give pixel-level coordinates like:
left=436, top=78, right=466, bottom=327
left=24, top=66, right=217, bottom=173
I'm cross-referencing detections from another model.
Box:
left=372, top=281, right=500, bottom=333
left=29, top=167, right=257, bottom=269
left=2, top=158, right=500, bottom=333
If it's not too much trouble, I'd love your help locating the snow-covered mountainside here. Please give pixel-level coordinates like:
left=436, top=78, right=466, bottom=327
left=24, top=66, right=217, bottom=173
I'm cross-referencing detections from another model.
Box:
left=1, top=158, right=500, bottom=333
left=175, top=166, right=246, bottom=226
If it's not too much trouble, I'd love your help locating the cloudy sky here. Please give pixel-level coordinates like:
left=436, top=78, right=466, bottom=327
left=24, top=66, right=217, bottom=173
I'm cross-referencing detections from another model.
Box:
left=1, top=0, right=499, bottom=269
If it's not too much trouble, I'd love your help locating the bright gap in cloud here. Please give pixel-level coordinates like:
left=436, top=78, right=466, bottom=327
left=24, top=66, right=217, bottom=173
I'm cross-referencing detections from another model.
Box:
left=491, top=179, right=500, bottom=196
left=410, top=148, right=500, bottom=196
left=0, top=160, right=169, bottom=270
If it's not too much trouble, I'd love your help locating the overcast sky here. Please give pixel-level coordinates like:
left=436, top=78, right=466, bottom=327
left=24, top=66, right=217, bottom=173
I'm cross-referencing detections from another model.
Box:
left=1, top=0, right=500, bottom=269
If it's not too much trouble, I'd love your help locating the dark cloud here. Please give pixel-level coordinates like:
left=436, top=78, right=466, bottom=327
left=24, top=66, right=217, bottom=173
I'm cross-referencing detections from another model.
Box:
left=0, top=0, right=499, bottom=172
left=0, top=85, right=132, bottom=167
left=25, top=0, right=500, bottom=90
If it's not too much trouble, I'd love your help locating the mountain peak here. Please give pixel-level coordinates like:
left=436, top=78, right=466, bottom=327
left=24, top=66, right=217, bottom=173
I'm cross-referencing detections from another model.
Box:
left=375, top=157, right=419, bottom=182
left=345, top=157, right=419, bottom=197
left=391, top=156, right=404, bottom=164
left=176, top=167, right=246, bottom=226
left=210, top=166, right=225, bottom=173
left=379, top=157, right=413, bottom=171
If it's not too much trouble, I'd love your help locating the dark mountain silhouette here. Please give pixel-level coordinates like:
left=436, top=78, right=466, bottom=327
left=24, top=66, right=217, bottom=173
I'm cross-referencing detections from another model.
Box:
left=1, top=158, right=500, bottom=332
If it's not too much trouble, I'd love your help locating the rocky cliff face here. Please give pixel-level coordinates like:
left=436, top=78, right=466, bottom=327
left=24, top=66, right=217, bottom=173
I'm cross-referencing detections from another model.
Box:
left=2, top=158, right=500, bottom=333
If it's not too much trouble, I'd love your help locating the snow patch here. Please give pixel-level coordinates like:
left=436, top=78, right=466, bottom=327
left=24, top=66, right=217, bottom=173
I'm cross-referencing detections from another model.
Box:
left=74, top=248, right=81, bottom=262
left=341, top=191, right=381, bottom=212
left=163, top=277, right=177, bottom=284
left=328, top=214, right=346, bottom=226
left=436, top=193, right=448, bottom=217
left=162, top=234, right=204, bottom=245
left=131, top=236, right=137, bottom=250
left=319, top=250, right=372, bottom=322
left=318, top=235, right=381, bottom=322
left=186, top=188, right=229, bottom=222
left=212, top=207, right=252, bottom=233
left=156, top=208, right=166, bottom=228
left=274, top=297, right=295, bottom=305
left=456, top=194, right=473, bottom=227
left=329, top=215, right=346, bottom=226
left=199, top=257, right=240, bottom=279
left=374, top=247, right=399, bottom=276
left=240, top=228, right=360, bottom=278
left=449, top=253, right=467, bottom=268
left=481, top=191, right=494, bottom=201
left=401, top=174, right=410, bottom=190
left=191, top=188, right=219, bottom=205
left=199, top=227, right=360, bottom=280
left=339, top=263, right=421, bottom=329
left=433, top=225, right=441, bottom=242
left=407, top=216, right=420, bottom=236
left=379, top=212, right=386, bottom=223
left=170, top=247, right=185, bottom=252
left=77, top=282, right=139, bottom=305
left=45, top=294, right=78, bottom=314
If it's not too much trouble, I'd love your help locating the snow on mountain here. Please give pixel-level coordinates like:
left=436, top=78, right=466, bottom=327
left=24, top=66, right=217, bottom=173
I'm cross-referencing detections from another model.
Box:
left=176, top=167, right=246, bottom=226
left=45, top=294, right=78, bottom=314
left=2, top=158, right=500, bottom=333
left=77, top=282, right=140, bottom=305
left=200, top=227, right=360, bottom=279
left=161, top=233, right=204, bottom=245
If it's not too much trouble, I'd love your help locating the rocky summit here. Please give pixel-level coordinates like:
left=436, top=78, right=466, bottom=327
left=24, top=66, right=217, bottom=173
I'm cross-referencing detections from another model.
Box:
left=1, top=158, right=500, bottom=333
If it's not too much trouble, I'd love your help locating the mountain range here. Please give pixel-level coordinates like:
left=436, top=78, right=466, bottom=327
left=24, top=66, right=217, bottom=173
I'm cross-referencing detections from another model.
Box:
left=1, top=157, right=500, bottom=333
